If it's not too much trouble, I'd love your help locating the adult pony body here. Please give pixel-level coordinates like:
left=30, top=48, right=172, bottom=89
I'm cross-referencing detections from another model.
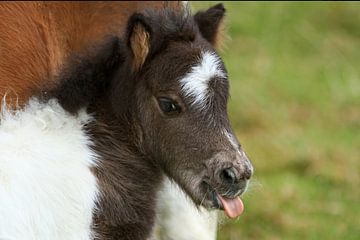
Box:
left=0, top=2, right=253, bottom=240
left=0, top=2, right=183, bottom=105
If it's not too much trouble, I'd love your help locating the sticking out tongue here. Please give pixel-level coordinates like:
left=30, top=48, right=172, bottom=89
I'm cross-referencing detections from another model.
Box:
left=218, top=194, right=244, bottom=218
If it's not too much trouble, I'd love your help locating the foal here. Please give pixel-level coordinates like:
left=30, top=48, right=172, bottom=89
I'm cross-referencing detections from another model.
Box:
left=76, top=5, right=253, bottom=239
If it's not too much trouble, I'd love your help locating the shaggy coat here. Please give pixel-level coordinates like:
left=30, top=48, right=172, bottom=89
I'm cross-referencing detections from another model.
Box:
left=47, top=4, right=252, bottom=239
left=0, top=2, right=252, bottom=240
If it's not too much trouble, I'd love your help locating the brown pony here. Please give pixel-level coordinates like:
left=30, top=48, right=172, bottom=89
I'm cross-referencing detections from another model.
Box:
left=0, top=1, right=183, bottom=106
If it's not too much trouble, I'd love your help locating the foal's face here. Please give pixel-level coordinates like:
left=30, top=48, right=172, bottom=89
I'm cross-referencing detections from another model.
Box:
left=136, top=39, right=253, bottom=215
left=118, top=4, right=254, bottom=217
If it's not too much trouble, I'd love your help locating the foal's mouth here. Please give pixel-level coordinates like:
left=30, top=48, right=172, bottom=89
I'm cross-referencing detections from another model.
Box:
left=202, top=182, right=245, bottom=218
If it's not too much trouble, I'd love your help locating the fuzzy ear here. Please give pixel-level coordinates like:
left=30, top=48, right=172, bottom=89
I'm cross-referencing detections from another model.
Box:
left=126, top=13, right=152, bottom=71
left=194, top=3, right=226, bottom=49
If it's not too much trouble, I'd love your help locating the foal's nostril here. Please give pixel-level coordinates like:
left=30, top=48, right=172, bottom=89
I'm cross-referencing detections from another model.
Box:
left=221, top=168, right=237, bottom=184
left=243, top=167, right=253, bottom=180
left=243, top=167, right=252, bottom=180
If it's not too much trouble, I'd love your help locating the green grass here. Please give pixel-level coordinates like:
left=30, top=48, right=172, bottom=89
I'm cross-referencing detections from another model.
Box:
left=192, top=2, right=360, bottom=239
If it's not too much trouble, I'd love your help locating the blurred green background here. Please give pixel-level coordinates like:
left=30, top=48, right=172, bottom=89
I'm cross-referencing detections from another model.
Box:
left=192, top=2, right=360, bottom=240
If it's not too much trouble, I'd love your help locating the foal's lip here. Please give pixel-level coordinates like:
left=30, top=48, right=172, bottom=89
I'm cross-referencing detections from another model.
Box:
left=212, top=191, right=224, bottom=210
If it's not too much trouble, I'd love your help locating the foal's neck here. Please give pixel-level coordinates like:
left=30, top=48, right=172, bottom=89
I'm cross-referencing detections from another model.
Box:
left=88, top=97, right=164, bottom=240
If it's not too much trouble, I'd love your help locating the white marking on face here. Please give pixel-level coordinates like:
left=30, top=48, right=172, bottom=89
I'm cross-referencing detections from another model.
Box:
left=0, top=98, right=97, bottom=240
left=180, top=51, right=226, bottom=110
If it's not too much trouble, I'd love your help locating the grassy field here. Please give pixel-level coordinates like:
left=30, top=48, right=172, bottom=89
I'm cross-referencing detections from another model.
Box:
left=192, top=2, right=360, bottom=239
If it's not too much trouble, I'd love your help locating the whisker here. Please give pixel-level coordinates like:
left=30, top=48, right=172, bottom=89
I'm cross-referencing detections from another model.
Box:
left=199, top=190, right=208, bottom=206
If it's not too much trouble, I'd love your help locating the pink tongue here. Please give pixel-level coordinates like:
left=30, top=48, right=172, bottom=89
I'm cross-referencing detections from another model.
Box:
left=218, top=194, right=244, bottom=218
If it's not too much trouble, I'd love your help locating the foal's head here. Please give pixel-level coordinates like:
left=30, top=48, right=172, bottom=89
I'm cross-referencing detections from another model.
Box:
left=111, top=4, right=253, bottom=218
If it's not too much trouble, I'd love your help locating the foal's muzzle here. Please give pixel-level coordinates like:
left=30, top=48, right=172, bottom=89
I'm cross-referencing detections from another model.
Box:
left=209, top=150, right=253, bottom=198
left=218, top=165, right=252, bottom=197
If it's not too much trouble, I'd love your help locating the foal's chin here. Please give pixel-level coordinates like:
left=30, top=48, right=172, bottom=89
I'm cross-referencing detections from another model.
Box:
left=192, top=181, right=225, bottom=210
left=179, top=178, right=222, bottom=211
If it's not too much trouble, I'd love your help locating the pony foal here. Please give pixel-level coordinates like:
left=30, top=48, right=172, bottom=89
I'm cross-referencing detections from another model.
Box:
left=0, top=3, right=253, bottom=240
left=72, top=4, right=253, bottom=239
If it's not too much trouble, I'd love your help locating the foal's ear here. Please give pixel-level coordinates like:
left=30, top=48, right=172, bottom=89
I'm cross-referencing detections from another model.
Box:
left=126, top=13, right=152, bottom=71
left=194, top=3, right=226, bottom=49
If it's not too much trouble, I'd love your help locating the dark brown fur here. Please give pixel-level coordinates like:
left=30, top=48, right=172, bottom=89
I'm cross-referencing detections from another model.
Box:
left=194, top=3, right=227, bottom=49
left=47, top=38, right=126, bottom=114
left=88, top=114, right=162, bottom=240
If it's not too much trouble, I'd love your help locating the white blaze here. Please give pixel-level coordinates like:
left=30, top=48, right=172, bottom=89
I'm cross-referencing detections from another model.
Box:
left=180, top=51, right=226, bottom=110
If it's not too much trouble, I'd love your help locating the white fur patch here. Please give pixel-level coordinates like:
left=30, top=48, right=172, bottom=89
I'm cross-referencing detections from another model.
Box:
left=180, top=51, right=226, bottom=109
left=153, top=178, right=218, bottom=240
left=0, top=99, right=98, bottom=240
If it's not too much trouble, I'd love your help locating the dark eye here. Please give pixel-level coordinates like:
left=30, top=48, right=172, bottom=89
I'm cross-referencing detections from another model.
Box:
left=158, top=97, right=181, bottom=114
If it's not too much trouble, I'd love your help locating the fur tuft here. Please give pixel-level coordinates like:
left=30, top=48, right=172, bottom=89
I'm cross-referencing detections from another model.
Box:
left=0, top=98, right=98, bottom=240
